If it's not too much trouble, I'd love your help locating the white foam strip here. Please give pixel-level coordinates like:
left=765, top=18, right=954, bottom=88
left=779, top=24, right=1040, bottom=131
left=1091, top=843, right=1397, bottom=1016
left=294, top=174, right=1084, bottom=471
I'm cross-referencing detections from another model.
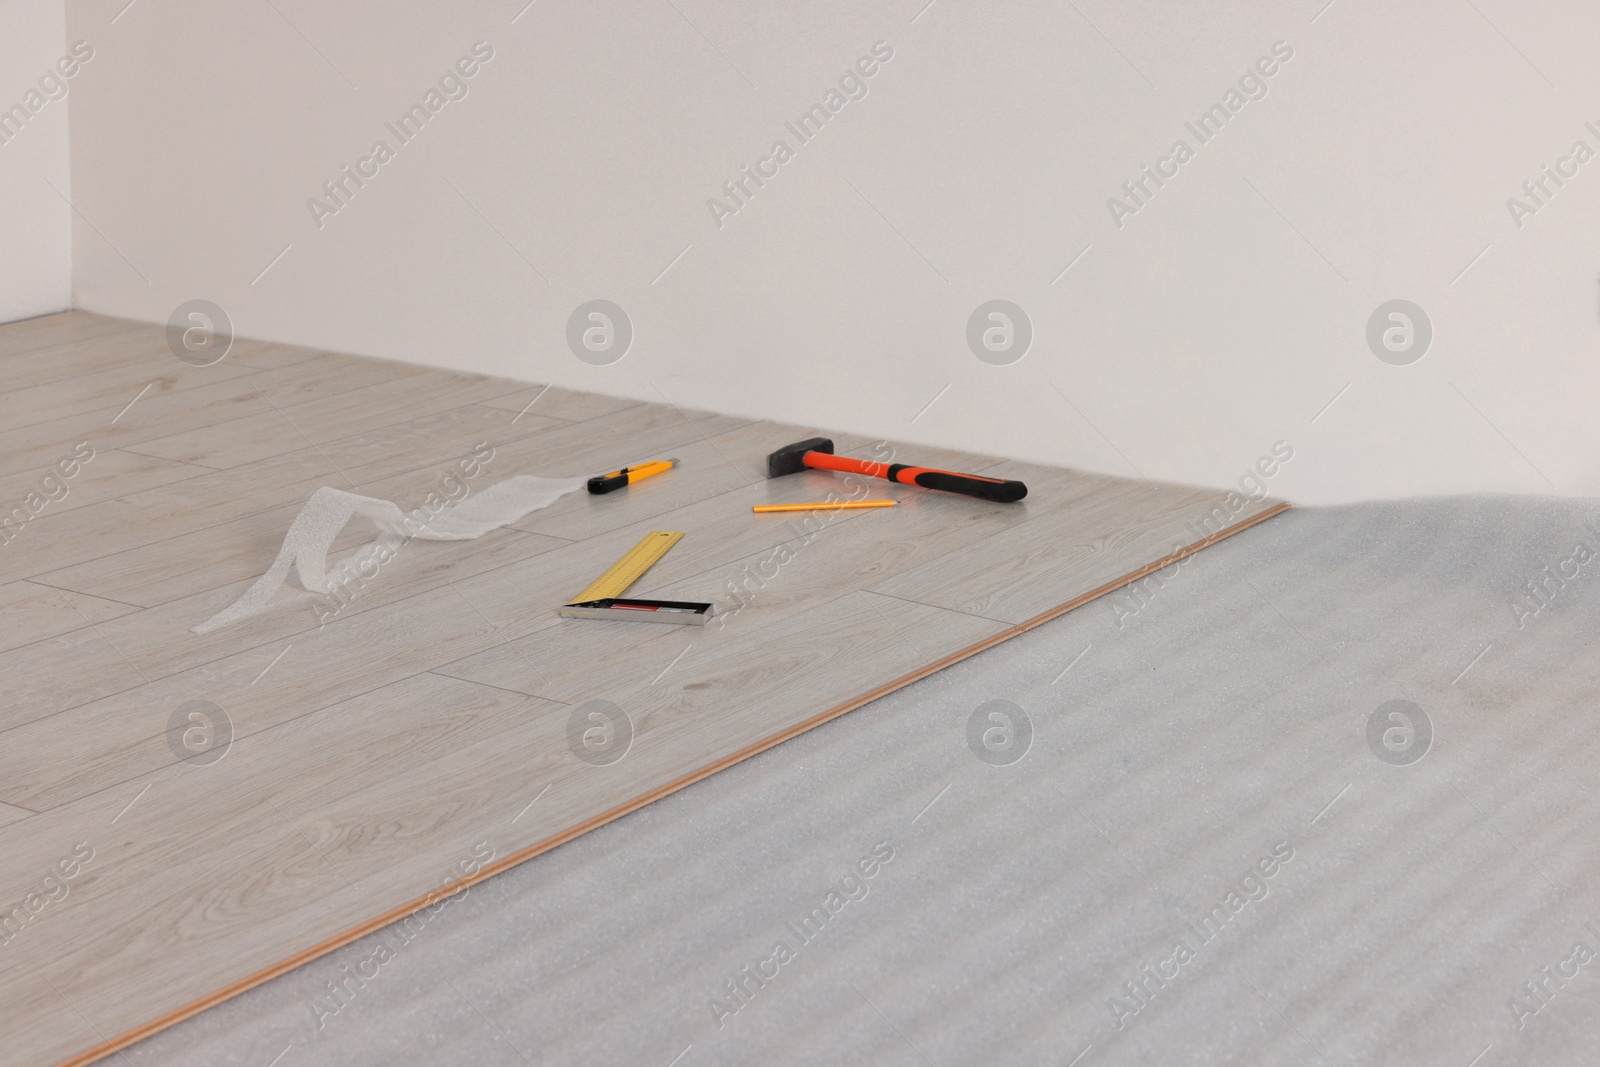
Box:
left=193, top=475, right=586, bottom=633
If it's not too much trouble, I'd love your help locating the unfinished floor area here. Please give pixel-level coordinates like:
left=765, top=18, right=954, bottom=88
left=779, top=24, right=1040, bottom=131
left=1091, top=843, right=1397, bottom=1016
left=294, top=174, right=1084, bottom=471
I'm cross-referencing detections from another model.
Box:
left=0, top=312, right=1281, bottom=1067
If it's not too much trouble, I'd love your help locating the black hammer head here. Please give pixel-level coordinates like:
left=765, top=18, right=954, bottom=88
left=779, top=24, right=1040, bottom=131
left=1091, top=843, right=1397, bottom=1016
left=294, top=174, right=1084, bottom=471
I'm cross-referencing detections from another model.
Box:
left=766, top=437, right=834, bottom=478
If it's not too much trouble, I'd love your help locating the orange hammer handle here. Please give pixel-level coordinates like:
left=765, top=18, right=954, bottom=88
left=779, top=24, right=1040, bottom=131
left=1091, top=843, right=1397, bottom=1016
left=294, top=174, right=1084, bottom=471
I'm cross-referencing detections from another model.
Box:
left=802, top=452, right=889, bottom=479
left=801, top=451, right=1026, bottom=503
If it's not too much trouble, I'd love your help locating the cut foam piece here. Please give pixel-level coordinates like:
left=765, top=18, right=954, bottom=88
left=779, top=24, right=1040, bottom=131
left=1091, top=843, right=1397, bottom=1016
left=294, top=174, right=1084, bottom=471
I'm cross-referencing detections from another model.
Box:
left=193, top=475, right=585, bottom=633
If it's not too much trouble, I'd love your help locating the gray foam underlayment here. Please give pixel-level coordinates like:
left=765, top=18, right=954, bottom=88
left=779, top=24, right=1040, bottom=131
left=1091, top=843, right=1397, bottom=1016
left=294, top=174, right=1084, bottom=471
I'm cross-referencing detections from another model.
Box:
left=118, top=495, right=1600, bottom=1067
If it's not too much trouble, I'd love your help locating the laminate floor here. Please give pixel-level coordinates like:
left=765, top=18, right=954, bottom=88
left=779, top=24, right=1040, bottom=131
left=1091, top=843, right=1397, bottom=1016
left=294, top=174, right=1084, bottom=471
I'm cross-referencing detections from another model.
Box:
left=0, top=312, right=1282, bottom=1067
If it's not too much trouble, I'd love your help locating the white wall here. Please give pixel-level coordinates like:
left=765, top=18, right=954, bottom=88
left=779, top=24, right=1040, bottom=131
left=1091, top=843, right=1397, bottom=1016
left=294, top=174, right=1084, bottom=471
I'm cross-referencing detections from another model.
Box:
left=63, top=0, right=1600, bottom=504
left=0, top=0, right=73, bottom=322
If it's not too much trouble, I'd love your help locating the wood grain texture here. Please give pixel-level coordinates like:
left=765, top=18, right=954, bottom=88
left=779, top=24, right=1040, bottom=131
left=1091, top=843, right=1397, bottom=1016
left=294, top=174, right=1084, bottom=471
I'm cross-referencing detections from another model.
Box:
left=0, top=449, right=213, bottom=514
left=0, top=581, right=137, bottom=655
left=0, top=325, right=164, bottom=390
left=0, top=313, right=1286, bottom=1067
left=478, top=383, right=644, bottom=423
left=0, top=353, right=442, bottom=480
left=0, top=347, right=256, bottom=432
left=0, top=312, right=155, bottom=362
left=127, top=367, right=527, bottom=469
left=0, top=801, right=35, bottom=829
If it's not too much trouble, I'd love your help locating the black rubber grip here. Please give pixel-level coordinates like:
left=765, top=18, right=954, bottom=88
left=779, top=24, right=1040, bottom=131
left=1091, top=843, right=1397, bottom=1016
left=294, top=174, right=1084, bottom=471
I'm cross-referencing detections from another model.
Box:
left=587, top=472, right=628, bottom=494
left=886, top=464, right=1027, bottom=503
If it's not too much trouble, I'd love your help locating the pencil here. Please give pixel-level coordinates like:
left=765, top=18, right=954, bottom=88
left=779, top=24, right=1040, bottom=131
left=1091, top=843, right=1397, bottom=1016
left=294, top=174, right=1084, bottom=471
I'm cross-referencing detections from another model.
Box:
left=752, top=500, right=897, bottom=514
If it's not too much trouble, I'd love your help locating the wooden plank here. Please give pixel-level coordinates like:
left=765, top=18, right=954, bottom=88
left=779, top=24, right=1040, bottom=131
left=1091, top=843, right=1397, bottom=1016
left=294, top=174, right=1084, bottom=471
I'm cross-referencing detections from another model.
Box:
left=7, top=426, right=548, bottom=585
left=36, top=500, right=364, bottom=608
left=0, top=584, right=507, bottom=811
left=221, top=337, right=327, bottom=370
left=34, top=438, right=567, bottom=608
left=0, top=449, right=344, bottom=583
left=478, top=383, right=644, bottom=423
left=0, top=353, right=438, bottom=479
left=127, top=368, right=528, bottom=469
left=0, top=322, right=167, bottom=390
left=0, top=581, right=137, bottom=655
left=83, top=527, right=570, bottom=683
left=0, top=801, right=34, bottom=829
left=0, top=312, right=155, bottom=362
left=0, top=449, right=213, bottom=520
left=0, top=345, right=257, bottom=432
left=311, top=403, right=563, bottom=473
left=869, top=460, right=1281, bottom=623
left=0, top=624, right=147, bottom=734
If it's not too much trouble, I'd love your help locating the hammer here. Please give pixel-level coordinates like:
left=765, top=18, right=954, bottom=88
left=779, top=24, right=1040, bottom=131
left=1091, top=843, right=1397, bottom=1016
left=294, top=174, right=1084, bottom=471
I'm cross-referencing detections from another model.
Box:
left=766, top=438, right=1027, bottom=503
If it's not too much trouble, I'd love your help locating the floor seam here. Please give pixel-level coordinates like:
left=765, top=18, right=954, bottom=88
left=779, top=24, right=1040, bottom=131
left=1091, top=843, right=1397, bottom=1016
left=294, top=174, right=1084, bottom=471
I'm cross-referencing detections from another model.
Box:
left=12, top=668, right=483, bottom=817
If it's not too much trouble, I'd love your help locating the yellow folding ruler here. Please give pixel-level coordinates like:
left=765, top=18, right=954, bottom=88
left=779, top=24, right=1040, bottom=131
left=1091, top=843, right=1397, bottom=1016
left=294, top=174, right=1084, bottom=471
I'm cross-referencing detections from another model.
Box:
left=559, top=530, right=713, bottom=624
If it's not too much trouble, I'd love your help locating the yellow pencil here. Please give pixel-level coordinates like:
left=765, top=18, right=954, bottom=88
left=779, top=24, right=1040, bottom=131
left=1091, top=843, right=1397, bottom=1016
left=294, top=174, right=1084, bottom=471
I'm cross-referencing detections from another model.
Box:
left=752, top=500, right=898, bottom=514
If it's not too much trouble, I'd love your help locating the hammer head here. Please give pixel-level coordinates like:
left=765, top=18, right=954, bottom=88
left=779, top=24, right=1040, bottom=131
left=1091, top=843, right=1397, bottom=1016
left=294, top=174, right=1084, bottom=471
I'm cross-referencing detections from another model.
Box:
left=766, top=437, right=833, bottom=478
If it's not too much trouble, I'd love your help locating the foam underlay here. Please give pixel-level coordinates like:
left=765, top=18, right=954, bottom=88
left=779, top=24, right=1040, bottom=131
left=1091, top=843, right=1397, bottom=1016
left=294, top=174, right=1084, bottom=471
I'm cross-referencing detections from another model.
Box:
left=117, top=495, right=1600, bottom=1066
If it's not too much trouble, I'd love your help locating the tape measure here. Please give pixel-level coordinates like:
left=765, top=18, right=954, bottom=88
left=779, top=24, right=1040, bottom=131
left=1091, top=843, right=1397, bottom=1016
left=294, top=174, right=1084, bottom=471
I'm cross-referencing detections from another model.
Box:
left=568, top=530, right=684, bottom=605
